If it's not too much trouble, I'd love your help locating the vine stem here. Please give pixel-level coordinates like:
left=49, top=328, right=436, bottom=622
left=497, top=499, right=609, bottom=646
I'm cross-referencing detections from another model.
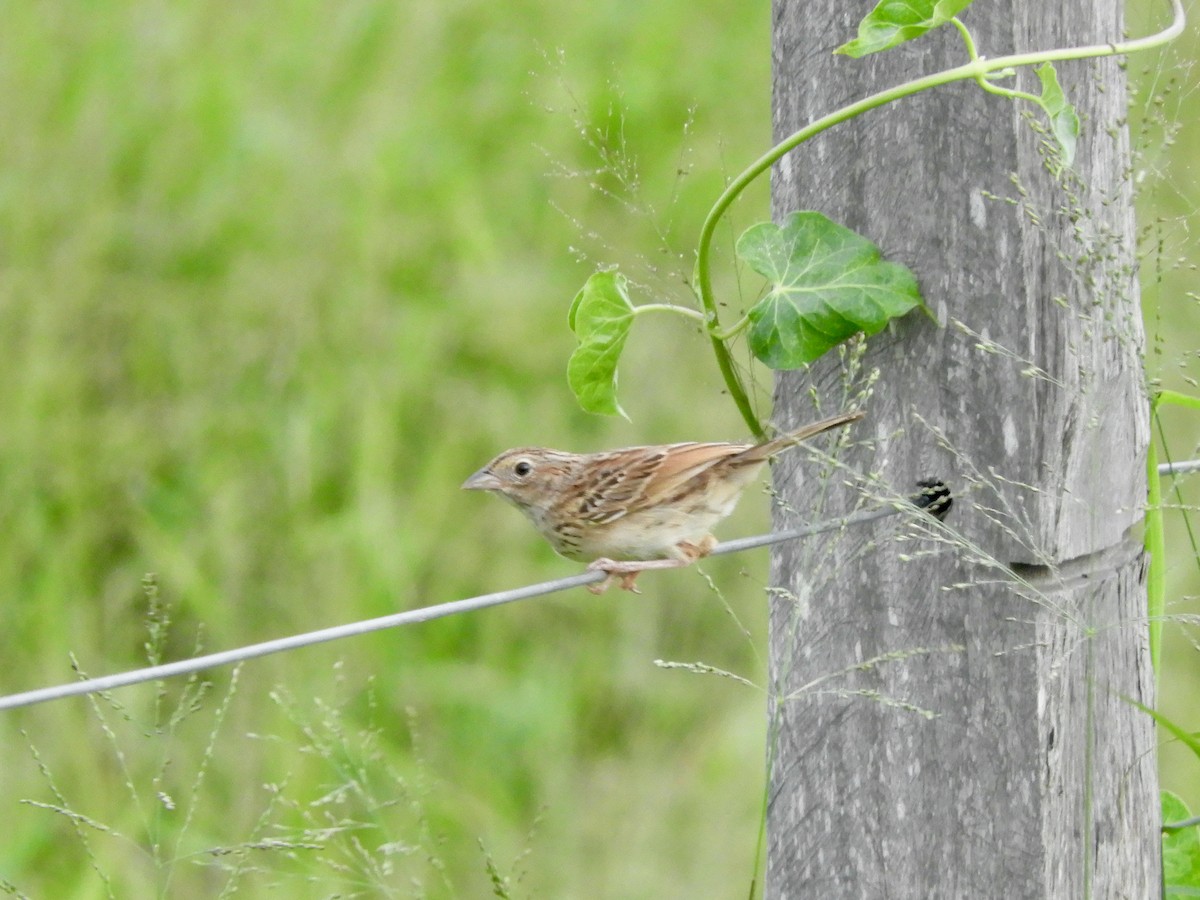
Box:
left=693, top=0, right=1185, bottom=437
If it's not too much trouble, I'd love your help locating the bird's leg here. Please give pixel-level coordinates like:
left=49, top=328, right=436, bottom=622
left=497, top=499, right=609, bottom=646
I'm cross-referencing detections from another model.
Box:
left=586, top=536, right=717, bottom=594
left=585, top=557, right=688, bottom=594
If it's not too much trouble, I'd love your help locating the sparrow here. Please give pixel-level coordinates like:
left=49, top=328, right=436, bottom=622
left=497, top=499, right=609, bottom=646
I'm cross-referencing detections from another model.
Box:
left=462, top=410, right=863, bottom=592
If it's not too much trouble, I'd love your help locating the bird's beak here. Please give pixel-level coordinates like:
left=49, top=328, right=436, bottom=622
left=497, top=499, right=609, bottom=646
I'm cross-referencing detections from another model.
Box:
left=462, top=468, right=502, bottom=491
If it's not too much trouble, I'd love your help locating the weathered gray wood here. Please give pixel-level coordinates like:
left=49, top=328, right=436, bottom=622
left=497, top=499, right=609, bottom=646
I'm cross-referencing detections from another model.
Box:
left=767, top=1, right=1159, bottom=896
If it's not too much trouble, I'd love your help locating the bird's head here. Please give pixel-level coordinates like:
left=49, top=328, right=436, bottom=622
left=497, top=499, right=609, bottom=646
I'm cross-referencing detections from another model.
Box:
left=461, top=448, right=578, bottom=513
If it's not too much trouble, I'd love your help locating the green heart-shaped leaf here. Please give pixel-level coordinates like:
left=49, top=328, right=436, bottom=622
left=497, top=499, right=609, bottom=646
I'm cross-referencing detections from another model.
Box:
left=738, top=211, right=924, bottom=369
left=567, top=270, right=635, bottom=418
left=837, top=0, right=975, bottom=58
left=1163, top=791, right=1200, bottom=893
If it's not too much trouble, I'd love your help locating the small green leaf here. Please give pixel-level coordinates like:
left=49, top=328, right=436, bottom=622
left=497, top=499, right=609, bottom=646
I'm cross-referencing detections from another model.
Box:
left=1157, top=389, right=1200, bottom=412
left=1034, top=62, right=1080, bottom=168
left=1163, top=791, right=1200, bottom=895
left=1131, top=700, right=1200, bottom=764
left=567, top=270, right=635, bottom=418
left=837, top=0, right=975, bottom=58
left=738, top=212, right=924, bottom=369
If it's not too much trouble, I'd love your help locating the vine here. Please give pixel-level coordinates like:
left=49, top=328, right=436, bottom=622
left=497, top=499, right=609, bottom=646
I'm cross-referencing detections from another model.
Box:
left=566, top=0, right=1195, bottom=889
left=565, top=0, right=1185, bottom=438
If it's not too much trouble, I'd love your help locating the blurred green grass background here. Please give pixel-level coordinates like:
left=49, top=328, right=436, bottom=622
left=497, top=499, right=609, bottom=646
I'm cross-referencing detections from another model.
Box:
left=0, top=1, right=1196, bottom=896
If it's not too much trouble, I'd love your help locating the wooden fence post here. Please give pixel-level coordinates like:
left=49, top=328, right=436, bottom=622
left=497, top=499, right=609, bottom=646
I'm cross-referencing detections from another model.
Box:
left=767, top=1, right=1159, bottom=895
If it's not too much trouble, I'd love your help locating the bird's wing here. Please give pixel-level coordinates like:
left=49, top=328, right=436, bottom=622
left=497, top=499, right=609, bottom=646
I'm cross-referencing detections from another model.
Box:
left=573, top=442, right=749, bottom=525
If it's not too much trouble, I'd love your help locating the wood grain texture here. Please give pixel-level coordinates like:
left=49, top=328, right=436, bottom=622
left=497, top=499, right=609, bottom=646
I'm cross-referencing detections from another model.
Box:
left=766, top=0, right=1158, bottom=896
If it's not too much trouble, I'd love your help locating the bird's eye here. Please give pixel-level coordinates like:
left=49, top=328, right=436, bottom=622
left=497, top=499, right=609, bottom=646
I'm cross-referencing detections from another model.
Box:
left=513, top=460, right=533, bottom=477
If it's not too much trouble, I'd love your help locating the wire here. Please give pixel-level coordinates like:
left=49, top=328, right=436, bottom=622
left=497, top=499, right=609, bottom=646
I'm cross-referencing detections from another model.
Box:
left=0, top=488, right=948, bottom=712
left=8, top=454, right=1196, bottom=714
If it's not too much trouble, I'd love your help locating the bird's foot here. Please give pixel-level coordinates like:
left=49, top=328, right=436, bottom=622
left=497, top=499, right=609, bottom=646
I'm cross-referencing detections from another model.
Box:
left=584, top=548, right=711, bottom=595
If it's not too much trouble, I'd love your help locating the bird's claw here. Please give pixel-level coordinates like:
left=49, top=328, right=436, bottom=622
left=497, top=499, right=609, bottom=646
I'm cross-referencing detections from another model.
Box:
left=586, top=558, right=642, bottom=594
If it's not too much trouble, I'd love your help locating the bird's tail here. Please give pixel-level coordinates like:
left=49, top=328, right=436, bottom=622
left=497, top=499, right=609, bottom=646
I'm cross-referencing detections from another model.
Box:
left=734, top=410, right=864, bottom=463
